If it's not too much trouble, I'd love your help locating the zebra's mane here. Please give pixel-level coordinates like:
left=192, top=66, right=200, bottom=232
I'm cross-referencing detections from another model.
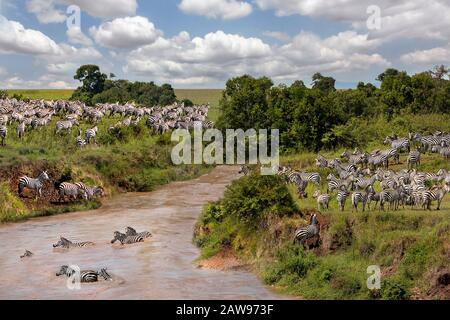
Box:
left=60, top=237, right=72, bottom=244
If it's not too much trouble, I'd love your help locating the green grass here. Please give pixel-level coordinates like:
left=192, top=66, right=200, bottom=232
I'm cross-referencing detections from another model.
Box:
left=194, top=148, right=450, bottom=300
left=6, top=89, right=223, bottom=122
left=0, top=115, right=212, bottom=222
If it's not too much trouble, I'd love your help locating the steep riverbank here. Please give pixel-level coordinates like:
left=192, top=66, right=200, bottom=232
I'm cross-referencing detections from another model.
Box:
left=0, top=127, right=211, bottom=223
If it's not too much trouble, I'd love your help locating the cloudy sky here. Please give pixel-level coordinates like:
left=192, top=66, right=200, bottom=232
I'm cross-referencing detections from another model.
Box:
left=0, top=0, right=449, bottom=89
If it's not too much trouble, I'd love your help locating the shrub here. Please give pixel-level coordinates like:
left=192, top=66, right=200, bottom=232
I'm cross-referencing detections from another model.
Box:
left=221, top=173, right=298, bottom=224
left=381, top=278, right=410, bottom=300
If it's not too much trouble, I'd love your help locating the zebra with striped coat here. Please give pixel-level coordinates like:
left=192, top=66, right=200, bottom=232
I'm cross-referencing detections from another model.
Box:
left=111, top=231, right=145, bottom=245
left=0, top=125, right=7, bottom=146
left=351, top=191, right=369, bottom=212
left=407, top=150, right=421, bottom=169
left=125, top=227, right=152, bottom=239
left=86, top=126, right=98, bottom=144
left=18, top=171, right=49, bottom=198
left=58, top=182, right=88, bottom=202
left=56, top=265, right=111, bottom=283
left=336, top=187, right=350, bottom=211
left=16, top=122, right=25, bottom=139
left=293, top=214, right=320, bottom=245
left=313, top=190, right=330, bottom=211
left=75, top=182, right=105, bottom=200
left=53, top=237, right=95, bottom=249
left=422, top=185, right=449, bottom=210
left=55, top=119, right=78, bottom=135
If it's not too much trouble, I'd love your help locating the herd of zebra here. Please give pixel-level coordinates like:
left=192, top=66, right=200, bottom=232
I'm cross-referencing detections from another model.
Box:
left=0, top=97, right=212, bottom=148
left=16, top=170, right=105, bottom=203
left=20, top=226, right=152, bottom=284
left=241, top=133, right=450, bottom=214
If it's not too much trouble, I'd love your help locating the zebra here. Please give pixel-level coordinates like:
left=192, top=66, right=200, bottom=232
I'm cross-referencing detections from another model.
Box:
left=56, top=265, right=111, bottom=283
left=55, top=119, right=78, bottom=135
left=299, top=172, right=321, bottom=186
left=75, top=183, right=105, bottom=200
left=351, top=191, right=369, bottom=212
left=86, top=126, right=98, bottom=144
left=16, top=122, right=25, bottom=139
left=111, top=231, right=145, bottom=245
left=0, top=125, right=7, bottom=146
left=76, top=132, right=87, bottom=148
left=406, top=150, right=421, bottom=169
left=18, top=171, right=49, bottom=198
left=384, top=136, right=410, bottom=153
left=336, top=187, right=350, bottom=211
left=293, top=214, right=319, bottom=245
left=366, top=187, right=381, bottom=210
left=20, top=250, right=33, bottom=258
left=412, top=133, right=439, bottom=152
left=312, top=190, right=330, bottom=211
left=53, top=237, right=95, bottom=249
left=125, top=226, right=152, bottom=239
left=288, top=172, right=309, bottom=197
left=238, top=165, right=249, bottom=175
left=422, top=186, right=448, bottom=210
left=315, top=154, right=329, bottom=168
left=353, top=175, right=379, bottom=190
left=58, top=182, right=88, bottom=202
left=326, top=173, right=353, bottom=193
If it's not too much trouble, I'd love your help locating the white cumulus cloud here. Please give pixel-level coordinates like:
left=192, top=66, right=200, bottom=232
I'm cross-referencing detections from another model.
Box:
left=90, top=16, right=162, bottom=49
left=179, top=0, right=252, bottom=20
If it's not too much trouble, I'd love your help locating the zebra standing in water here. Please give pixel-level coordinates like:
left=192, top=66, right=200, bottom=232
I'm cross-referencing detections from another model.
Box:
left=293, top=214, right=320, bottom=245
left=0, top=125, right=7, bottom=146
left=125, top=227, right=152, bottom=239
left=86, top=126, right=98, bottom=144
left=18, top=171, right=49, bottom=198
left=111, top=231, right=145, bottom=245
left=58, top=182, right=88, bottom=202
left=56, top=265, right=111, bottom=283
left=53, top=237, right=95, bottom=249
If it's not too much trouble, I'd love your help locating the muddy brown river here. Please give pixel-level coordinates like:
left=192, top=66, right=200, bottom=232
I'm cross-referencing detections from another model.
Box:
left=0, top=166, right=285, bottom=300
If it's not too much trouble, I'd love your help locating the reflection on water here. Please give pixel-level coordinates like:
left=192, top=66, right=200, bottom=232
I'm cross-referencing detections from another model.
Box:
left=0, top=166, right=285, bottom=300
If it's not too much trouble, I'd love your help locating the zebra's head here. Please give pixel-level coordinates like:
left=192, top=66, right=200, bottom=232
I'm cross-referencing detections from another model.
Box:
left=56, top=265, right=73, bottom=277
left=40, top=171, right=50, bottom=181
left=125, top=226, right=137, bottom=236
left=341, top=150, right=349, bottom=158
left=111, top=231, right=124, bottom=244
left=53, top=236, right=70, bottom=248
left=312, top=190, right=321, bottom=199
left=310, top=214, right=318, bottom=225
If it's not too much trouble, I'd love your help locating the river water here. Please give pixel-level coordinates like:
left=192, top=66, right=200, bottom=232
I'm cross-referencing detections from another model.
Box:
left=0, top=166, right=285, bottom=300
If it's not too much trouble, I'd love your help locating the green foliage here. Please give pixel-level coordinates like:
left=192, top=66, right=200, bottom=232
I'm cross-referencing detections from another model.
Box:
left=263, top=244, right=317, bottom=284
left=217, top=68, right=450, bottom=151
left=0, top=182, right=29, bottom=222
left=71, top=65, right=177, bottom=107
left=381, top=278, right=410, bottom=300
left=221, top=173, right=298, bottom=223
left=0, top=90, right=8, bottom=99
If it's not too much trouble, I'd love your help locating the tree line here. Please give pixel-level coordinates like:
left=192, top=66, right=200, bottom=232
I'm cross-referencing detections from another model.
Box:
left=216, top=66, right=450, bottom=152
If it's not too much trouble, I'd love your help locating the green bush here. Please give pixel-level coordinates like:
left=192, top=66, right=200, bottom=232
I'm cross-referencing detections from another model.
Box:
left=221, top=173, right=298, bottom=224
left=381, top=278, right=410, bottom=300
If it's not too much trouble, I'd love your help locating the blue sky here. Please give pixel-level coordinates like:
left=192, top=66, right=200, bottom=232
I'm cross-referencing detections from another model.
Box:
left=0, top=0, right=449, bottom=89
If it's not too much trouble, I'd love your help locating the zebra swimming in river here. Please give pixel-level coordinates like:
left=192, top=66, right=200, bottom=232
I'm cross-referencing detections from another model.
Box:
left=56, top=265, right=111, bottom=283
left=52, top=237, right=95, bottom=249
left=111, top=231, right=145, bottom=245
left=125, top=227, right=152, bottom=239
left=20, top=250, right=33, bottom=258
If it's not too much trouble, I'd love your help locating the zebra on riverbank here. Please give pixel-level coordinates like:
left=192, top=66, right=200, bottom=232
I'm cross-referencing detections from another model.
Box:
left=0, top=125, right=7, bottom=146
left=58, top=182, right=88, bottom=202
left=293, top=214, right=320, bottom=245
left=18, top=171, right=49, bottom=198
